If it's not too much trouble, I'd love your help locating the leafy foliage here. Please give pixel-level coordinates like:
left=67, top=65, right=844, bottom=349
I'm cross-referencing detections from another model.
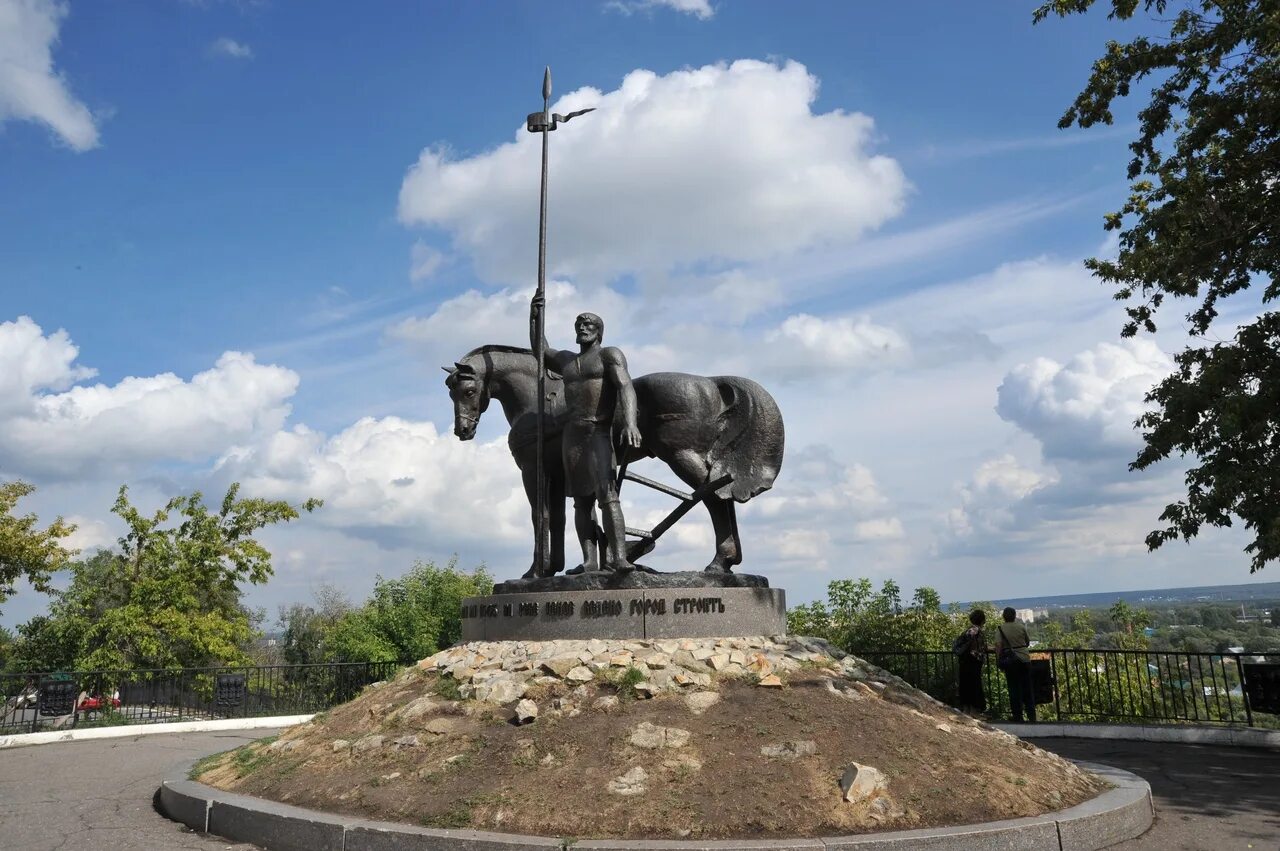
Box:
left=277, top=584, right=352, bottom=666
left=0, top=481, right=77, bottom=609
left=787, top=578, right=981, bottom=653
left=23, top=484, right=320, bottom=671
left=1035, top=0, right=1280, bottom=570
left=326, top=559, right=493, bottom=664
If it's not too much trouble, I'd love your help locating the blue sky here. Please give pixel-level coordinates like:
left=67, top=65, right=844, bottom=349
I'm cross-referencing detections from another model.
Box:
left=1, top=0, right=1266, bottom=628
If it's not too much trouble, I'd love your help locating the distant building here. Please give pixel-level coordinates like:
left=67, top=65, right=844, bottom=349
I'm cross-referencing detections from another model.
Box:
left=1016, top=608, right=1036, bottom=624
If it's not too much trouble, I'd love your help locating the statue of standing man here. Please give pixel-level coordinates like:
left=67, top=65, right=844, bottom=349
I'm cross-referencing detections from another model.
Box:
left=531, top=293, right=640, bottom=574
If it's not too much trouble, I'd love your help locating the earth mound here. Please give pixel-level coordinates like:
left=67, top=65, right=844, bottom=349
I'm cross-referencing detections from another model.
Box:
left=194, top=636, right=1105, bottom=839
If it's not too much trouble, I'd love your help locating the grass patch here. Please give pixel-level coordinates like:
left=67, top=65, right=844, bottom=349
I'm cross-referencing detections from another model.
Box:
left=422, top=802, right=475, bottom=829
left=188, top=751, right=230, bottom=780
left=606, top=666, right=647, bottom=701
left=232, top=745, right=274, bottom=778
left=434, top=674, right=463, bottom=701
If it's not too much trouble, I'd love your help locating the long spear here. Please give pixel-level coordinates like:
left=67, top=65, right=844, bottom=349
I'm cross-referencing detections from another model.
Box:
left=526, top=67, right=593, bottom=573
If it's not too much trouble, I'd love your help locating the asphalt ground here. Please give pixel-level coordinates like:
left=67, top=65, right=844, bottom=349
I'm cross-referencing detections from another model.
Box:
left=1029, top=737, right=1280, bottom=851
left=0, top=728, right=278, bottom=851
left=0, top=730, right=1276, bottom=850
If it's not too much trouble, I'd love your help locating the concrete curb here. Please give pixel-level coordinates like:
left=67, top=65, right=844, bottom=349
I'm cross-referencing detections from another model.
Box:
left=0, top=714, right=313, bottom=750
left=158, top=759, right=1152, bottom=851
left=996, top=721, right=1280, bottom=750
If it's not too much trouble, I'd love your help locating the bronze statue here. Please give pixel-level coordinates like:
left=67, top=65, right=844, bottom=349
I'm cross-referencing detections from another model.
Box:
left=444, top=346, right=785, bottom=580
left=531, top=293, right=639, bottom=574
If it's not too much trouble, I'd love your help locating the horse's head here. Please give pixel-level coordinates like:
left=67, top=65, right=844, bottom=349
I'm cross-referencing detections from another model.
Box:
left=443, top=359, right=490, bottom=440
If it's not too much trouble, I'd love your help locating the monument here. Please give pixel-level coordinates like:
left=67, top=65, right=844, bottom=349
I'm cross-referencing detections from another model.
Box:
left=162, top=68, right=1149, bottom=851
left=444, top=67, right=787, bottom=641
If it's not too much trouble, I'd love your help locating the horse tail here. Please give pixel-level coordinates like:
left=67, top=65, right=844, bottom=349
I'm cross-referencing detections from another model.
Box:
left=707, top=377, right=784, bottom=502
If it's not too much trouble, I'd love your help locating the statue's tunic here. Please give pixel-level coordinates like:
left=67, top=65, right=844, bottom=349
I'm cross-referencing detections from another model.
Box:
left=562, top=417, right=616, bottom=498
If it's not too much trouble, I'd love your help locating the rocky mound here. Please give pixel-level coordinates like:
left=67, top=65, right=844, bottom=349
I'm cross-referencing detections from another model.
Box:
left=194, top=636, right=1105, bottom=839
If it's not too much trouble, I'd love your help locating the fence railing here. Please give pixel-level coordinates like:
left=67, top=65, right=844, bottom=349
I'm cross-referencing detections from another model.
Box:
left=0, top=660, right=408, bottom=735
left=855, top=648, right=1280, bottom=728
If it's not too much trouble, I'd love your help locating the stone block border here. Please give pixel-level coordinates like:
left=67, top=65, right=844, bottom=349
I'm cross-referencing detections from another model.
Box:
left=158, top=760, right=1152, bottom=851
left=997, top=721, right=1280, bottom=751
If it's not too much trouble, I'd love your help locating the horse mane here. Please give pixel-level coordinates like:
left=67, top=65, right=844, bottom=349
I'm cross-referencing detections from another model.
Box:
left=450, top=344, right=561, bottom=386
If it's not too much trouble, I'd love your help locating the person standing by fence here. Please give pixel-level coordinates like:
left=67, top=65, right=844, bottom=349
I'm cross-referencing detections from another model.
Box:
left=996, top=606, right=1035, bottom=723
left=953, top=609, right=989, bottom=716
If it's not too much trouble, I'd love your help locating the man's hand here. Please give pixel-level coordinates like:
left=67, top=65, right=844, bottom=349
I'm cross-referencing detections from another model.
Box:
left=530, top=292, right=545, bottom=315
left=620, top=424, right=642, bottom=449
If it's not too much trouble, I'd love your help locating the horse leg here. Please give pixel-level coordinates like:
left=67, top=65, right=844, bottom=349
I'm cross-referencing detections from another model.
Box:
left=519, top=457, right=548, bottom=579
left=659, top=449, right=735, bottom=573
left=549, top=467, right=566, bottom=575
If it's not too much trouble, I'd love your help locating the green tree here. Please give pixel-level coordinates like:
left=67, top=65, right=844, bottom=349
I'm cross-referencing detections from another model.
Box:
left=1036, top=0, right=1280, bottom=571
left=278, top=583, right=352, bottom=666
left=326, top=559, right=492, bottom=663
left=53, top=484, right=319, bottom=670
left=1106, top=600, right=1153, bottom=649
left=0, top=481, right=77, bottom=609
left=786, top=578, right=962, bottom=653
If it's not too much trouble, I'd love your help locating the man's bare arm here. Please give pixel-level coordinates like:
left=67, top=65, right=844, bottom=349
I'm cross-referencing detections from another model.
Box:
left=603, top=347, right=641, bottom=447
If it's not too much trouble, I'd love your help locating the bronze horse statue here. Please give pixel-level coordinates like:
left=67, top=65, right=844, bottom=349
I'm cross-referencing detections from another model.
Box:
left=444, top=345, right=784, bottom=578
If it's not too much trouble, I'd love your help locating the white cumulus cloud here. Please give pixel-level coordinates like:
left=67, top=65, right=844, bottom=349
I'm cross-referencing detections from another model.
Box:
left=0, top=0, right=98, bottom=151
left=0, top=317, right=298, bottom=477
left=995, top=339, right=1173, bottom=463
left=399, top=60, right=908, bottom=288
left=607, top=0, right=715, bottom=19
left=214, top=417, right=530, bottom=550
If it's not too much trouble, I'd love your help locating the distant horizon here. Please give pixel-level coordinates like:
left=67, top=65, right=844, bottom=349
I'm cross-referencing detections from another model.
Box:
left=952, top=579, right=1280, bottom=612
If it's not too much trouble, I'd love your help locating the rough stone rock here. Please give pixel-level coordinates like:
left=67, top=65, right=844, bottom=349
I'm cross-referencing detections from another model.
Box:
left=422, top=717, right=463, bottom=736
left=640, top=652, right=673, bottom=668
left=632, top=681, right=660, bottom=699
left=608, top=653, right=633, bottom=667
left=380, top=772, right=401, bottom=782
left=691, top=647, right=715, bottom=661
left=539, top=753, right=559, bottom=767
left=663, top=753, right=703, bottom=772
left=540, top=657, right=579, bottom=678
left=728, top=650, right=747, bottom=665
left=392, top=735, right=420, bottom=749
left=331, top=739, right=351, bottom=753
left=566, top=665, right=595, bottom=682
left=585, top=639, right=609, bottom=655
left=477, top=677, right=527, bottom=705
left=607, top=766, right=648, bottom=796
left=685, top=692, right=720, bottom=715
left=935, top=723, right=952, bottom=734
left=514, top=699, right=539, bottom=724
left=592, top=695, right=620, bottom=711
left=840, top=762, right=888, bottom=803
left=757, top=674, right=783, bottom=688
left=352, top=734, right=384, bottom=755
left=629, top=721, right=691, bottom=750
left=708, top=653, right=731, bottom=671
left=269, top=739, right=302, bottom=753
left=761, top=740, right=817, bottom=760
left=397, top=696, right=439, bottom=724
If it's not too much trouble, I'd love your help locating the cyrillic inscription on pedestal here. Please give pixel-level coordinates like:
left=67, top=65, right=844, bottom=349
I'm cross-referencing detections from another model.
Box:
left=460, top=587, right=786, bottom=641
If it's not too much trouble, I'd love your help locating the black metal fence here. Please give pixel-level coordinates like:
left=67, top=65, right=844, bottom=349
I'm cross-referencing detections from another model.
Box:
left=856, top=648, right=1280, bottom=727
left=0, top=660, right=407, bottom=735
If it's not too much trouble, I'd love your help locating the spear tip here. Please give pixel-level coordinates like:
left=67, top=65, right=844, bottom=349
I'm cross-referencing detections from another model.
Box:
left=542, top=66, right=552, bottom=101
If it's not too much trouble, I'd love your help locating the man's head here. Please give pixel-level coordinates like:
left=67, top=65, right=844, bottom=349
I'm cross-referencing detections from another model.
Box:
left=970, top=609, right=987, bottom=627
left=575, top=312, right=604, bottom=345
left=1002, top=607, right=1016, bottom=623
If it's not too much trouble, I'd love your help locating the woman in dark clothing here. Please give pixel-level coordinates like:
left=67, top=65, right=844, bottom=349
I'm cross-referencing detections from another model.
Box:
left=955, top=609, right=988, bottom=715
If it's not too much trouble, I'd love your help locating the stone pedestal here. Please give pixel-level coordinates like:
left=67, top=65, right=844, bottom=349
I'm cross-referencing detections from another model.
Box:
left=460, top=586, right=786, bottom=641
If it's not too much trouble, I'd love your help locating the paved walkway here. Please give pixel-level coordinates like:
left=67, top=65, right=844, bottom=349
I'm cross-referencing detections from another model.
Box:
left=1, top=729, right=1277, bottom=850
left=0, top=728, right=278, bottom=851
left=1030, top=737, right=1280, bottom=851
